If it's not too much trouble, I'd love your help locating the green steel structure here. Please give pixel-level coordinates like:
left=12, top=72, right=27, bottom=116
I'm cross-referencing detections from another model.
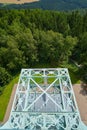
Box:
left=0, top=68, right=87, bottom=130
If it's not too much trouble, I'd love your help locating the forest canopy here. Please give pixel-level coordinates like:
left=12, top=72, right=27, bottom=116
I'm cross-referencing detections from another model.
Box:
left=0, top=9, right=87, bottom=90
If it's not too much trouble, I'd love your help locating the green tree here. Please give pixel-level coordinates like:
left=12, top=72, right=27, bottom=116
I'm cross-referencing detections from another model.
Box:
left=0, top=67, right=12, bottom=87
left=16, top=28, right=38, bottom=66
left=6, top=36, right=25, bottom=73
left=34, top=30, right=77, bottom=65
left=68, top=11, right=83, bottom=36
left=72, top=32, right=87, bottom=64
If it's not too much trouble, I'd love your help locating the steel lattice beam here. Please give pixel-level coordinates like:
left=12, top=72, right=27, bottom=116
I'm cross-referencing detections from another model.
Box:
left=0, top=68, right=87, bottom=130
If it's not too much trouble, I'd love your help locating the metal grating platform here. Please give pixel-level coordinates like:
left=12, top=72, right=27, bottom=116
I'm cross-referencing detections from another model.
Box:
left=0, top=68, right=87, bottom=130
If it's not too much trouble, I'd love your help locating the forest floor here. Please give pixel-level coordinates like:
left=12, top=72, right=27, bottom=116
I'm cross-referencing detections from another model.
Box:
left=0, top=0, right=39, bottom=4
left=1, top=83, right=87, bottom=126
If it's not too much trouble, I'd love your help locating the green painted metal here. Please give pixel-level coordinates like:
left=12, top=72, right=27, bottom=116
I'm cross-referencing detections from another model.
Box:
left=0, top=68, right=87, bottom=130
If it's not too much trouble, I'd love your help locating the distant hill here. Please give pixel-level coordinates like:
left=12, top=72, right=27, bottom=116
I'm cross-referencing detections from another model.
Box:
left=0, top=0, right=39, bottom=4
left=0, top=0, right=87, bottom=10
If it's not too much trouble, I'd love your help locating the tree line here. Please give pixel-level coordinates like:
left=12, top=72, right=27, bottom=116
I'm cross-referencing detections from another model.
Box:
left=0, top=0, right=87, bottom=10
left=0, top=9, right=87, bottom=92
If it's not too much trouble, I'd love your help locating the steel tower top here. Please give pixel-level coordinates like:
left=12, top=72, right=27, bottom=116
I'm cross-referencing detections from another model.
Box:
left=0, top=68, right=87, bottom=130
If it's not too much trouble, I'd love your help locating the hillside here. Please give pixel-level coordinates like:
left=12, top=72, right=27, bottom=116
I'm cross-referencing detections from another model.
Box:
left=0, top=0, right=39, bottom=4
left=0, top=0, right=87, bottom=10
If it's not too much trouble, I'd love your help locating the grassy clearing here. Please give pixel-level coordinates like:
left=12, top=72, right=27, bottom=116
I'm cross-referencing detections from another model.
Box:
left=0, top=75, right=19, bottom=121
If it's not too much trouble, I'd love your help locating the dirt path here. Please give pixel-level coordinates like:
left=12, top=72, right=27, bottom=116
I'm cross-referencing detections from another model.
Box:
left=0, top=0, right=39, bottom=4
left=73, top=84, right=87, bottom=125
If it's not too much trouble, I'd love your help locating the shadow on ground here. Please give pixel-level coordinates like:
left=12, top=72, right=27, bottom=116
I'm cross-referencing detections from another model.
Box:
left=80, top=83, right=87, bottom=96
